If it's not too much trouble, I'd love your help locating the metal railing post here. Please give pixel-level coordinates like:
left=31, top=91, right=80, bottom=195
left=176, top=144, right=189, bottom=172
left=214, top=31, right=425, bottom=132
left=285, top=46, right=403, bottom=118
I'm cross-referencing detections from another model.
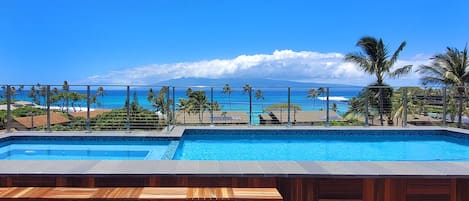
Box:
left=166, top=86, right=170, bottom=131
left=458, top=86, right=463, bottom=128
left=249, top=87, right=252, bottom=126
left=30, top=112, right=34, bottom=131
left=172, top=87, right=176, bottom=127
left=126, top=86, right=130, bottom=132
left=403, top=87, right=408, bottom=127
left=287, top=87, right=291, bottom=127
left=5, top=85, right=11, bottom=133
left=326, top=87, right=330, bottom=127
left=379, top=88, right=384, bottom=126
left=210, top=87, right=214, bottom=126
left=442, top=87, right=447, bottom=127
left=46, top=85, right=51, bottom=132
left=86, top=85, right=91, bottom=132
left=365, top=87, right=369, bottom=127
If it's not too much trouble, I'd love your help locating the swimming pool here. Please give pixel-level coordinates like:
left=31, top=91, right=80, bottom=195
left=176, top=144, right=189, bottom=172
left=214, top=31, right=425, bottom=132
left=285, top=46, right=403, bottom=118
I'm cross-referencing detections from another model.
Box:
left=3, top=129, right=469, bottom=161
left=174, top=129, right=469, bottom=161
left=0, top=136, right=176, bottom=160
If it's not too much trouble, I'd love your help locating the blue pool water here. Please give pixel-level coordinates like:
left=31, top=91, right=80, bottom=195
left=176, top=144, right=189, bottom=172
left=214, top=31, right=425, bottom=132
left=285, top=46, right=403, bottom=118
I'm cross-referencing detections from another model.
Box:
left=0, top=137, right=173, bottom=160
left=174, top=130, right=469, bottom=161
left=3, top=130, right=469, bottom=161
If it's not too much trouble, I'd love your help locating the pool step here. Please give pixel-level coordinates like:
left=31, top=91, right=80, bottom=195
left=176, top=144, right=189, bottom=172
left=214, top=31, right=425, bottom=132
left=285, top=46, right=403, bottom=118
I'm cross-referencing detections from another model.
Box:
left=0, top=187, right=283, bottom=201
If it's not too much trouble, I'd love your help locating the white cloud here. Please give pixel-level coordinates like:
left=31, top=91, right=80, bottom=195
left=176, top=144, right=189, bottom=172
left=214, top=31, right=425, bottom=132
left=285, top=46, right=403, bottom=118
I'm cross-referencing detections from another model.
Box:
left=80, top=50, right=430, bottom=86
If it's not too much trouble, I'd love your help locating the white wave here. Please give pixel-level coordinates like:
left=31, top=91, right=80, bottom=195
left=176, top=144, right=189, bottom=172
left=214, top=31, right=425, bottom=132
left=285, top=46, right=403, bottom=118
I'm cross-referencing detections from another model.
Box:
left=317, top=96, right=348, bottom=101
left=35, top=105, right=96, bottom=112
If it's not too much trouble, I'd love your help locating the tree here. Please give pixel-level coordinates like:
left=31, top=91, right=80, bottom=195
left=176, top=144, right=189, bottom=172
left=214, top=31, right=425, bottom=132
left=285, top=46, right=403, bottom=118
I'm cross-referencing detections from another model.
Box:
left=307, top=88, right=318, bottom=110
left=344, top=97, right=366, bottom=120
left=62, top=81, right=70, bottom=112
left=177, top=98, right=189, bottom=124
left=332, top=102, right=338, bottom=113
left=255, top=89, right=264, bottom=111
left=96, top=87, right=104, bottom=108
left=392, top=88, right=421, bottom=125
left=130, top=91, right=142, bottom=112
left=345, top=36, right=412, bottom=85
left=186, top=88, right=193, bottom=97
left=345, top=37, right=412, bottom=125
left=222, top=84, right=233, bottom=111
left=28, top=85, right=39, bottom=105
left=417, top=46, right=469, bottom=128
left=243, top=84, right=251, bottom=94
left=148, top=86, right=172, bottom=115
left=187, top=90, right=210, bottom=123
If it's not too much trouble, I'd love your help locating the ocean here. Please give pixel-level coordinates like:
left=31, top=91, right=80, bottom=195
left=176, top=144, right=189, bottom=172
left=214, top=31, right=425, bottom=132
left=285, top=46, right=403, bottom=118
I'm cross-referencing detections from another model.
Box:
left=4, top=87, right=362, bottom=115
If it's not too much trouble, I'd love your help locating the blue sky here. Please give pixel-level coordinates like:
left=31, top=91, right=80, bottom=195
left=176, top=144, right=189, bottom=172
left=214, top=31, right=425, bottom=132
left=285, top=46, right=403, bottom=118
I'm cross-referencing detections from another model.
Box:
left=1, top=0, right=468, bottom=86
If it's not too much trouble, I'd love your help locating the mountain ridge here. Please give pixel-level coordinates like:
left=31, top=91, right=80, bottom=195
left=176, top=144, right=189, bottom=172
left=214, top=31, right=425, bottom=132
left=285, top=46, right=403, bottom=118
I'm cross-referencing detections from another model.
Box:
left=155, top=78, right=359, bottom=88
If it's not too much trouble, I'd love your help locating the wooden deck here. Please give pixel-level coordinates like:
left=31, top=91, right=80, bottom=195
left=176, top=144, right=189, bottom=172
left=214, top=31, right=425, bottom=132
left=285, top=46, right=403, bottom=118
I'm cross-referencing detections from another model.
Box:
left=1, top=176, right=469, bottom=201
left=0, top=187, right=283, bottom=201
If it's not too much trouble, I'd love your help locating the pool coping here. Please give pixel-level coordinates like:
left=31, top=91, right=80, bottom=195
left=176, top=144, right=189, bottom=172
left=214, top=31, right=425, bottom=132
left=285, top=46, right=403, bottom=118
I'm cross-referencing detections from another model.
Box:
left=1, top=126, right=469, bottom=178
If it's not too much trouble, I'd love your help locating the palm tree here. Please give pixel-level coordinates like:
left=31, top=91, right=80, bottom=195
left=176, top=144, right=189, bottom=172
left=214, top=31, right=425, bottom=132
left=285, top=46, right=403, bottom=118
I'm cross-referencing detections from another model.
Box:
left=392, top=88, right=419, bottom=126
left=332, top=103, right=338, bottom=113
left=255, top=89, right=264, bottom=111
left=186, top=88, right=193, bottom=97
left=307, top=88, right=318, bottom=110
left=62, top=81, right=70, bottom=112
left=222, top=84, right=233, bottom=111
left=96, top=87, right=104, bottom=109
left=148, top=86, right=172, bottom=115
left=177, top=98, right=189, bottom=124
left=417, top=46, right=469, bottom=127
left=243, top=84, right=252, bottom=123
left=243, top=84, right=251, bottom=94
left=345, top=36, right=412, bottom=85
left=28, top=85, right=39, bottom=105
left=18, top=85, right=24, bottom=98
left=317, top=87, right=325, bottom=110
left=187, top=90, right=210, bottom=123
left=345, top=37, right=412, bottom=125
left=10, top=86, right=16, bottom=101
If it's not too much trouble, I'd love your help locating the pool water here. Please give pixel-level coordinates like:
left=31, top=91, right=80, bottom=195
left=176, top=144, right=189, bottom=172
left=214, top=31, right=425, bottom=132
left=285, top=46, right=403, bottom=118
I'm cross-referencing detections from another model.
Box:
left=174, top=131, right=469, bottom=161
left=0, top=137, right=173, bottom=160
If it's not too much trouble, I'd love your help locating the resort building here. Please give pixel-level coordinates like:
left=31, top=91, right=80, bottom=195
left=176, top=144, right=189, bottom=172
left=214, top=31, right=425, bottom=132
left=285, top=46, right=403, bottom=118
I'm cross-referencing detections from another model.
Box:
left=175, top=111, right=249, bottom=125
left=10, top=113, right=70, bottom=131
left=260, top=110, right=344, bottom=125
left=69, top=109, right=111, bottom=119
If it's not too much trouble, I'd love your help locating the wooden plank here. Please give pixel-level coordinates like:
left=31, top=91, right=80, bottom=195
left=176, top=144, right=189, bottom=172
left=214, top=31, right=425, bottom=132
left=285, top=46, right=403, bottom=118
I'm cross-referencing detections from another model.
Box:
left=384, top=178, right=391, bottom=201
left=0, top=187, right=281, bottom=200
left=319, top=199, right=362, bottom=201
left=42, top=187, right=96, bottom=199
left=362, top=179, right=374, bottom=201
left=232, top=188, right=283, bottom=200
left=140, top=187, right=188, bottom=199
left=406, top=179, right=451, bottom=195
left=450, top=179, right=456, bottom=201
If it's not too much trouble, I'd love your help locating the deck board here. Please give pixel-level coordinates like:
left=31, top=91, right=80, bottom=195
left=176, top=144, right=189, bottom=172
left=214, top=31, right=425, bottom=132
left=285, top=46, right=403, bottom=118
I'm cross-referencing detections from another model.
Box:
left=0, top=187, right=282, bottom=200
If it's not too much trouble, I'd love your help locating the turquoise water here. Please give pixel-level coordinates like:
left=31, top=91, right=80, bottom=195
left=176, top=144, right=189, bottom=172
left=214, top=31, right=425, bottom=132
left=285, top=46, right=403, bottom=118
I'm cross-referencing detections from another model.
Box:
left=4, top=130, right=466, bottom=161
left=0, top=138, right=172, bottom=160
left=5, top=88, right=360, bottom=114
left=174, top=131, right=469, bottom=161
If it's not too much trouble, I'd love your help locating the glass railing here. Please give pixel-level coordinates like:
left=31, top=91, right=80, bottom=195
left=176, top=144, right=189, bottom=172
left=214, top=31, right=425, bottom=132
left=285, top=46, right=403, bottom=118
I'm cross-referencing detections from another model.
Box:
left=0, top=84, right=467, bottom=132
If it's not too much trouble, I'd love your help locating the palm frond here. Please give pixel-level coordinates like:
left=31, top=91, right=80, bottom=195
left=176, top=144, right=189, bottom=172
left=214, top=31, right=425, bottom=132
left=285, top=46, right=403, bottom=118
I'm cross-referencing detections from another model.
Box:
left=345, top=52, right=373, bottom=72
left=389, top=65, right=412, bottom=78
left=389, top=41, right=407, bottom=67
left=420, top=76, right=446, bottom=85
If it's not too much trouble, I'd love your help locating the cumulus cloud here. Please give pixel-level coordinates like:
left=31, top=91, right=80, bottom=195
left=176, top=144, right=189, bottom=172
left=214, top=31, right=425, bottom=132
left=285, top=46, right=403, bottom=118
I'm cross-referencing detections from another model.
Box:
left=80, top=50, right=430, bottom=86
